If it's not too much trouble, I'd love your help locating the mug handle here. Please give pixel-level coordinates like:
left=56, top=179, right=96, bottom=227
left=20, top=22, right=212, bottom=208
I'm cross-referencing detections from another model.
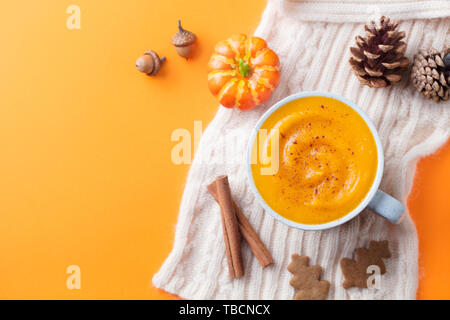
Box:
left=367, top=190, right=405, bottom=224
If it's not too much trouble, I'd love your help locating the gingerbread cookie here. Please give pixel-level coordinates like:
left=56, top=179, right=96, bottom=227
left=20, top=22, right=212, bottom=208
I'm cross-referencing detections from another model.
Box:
left=340, top=240, right=391, bottom=289
left=287, top=254, right=330, bottom=300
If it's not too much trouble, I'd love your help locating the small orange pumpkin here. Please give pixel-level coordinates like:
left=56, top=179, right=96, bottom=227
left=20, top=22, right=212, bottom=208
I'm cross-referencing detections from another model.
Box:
left=207, top=34, right=280, bottom=111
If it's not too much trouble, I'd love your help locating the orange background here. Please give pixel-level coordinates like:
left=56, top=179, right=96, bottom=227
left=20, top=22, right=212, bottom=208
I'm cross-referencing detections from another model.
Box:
left=0, top=0, right=448, bottom=300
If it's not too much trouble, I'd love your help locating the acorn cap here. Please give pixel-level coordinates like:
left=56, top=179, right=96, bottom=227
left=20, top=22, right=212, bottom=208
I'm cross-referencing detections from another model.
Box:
left=145, top=50, right=163, bottom=76
left=172, top=20, right=197, bottom=47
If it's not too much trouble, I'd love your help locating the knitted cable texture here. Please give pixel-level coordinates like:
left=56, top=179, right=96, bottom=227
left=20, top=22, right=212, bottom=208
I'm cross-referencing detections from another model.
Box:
left=153, top=0, right=450, bottom=299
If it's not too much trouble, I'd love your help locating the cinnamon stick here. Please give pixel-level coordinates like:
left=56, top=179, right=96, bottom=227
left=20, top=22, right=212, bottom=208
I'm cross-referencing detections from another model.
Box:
left=208, top=177, right=274, bottom=269
left=219, top=204, right=235, bottom=278
left=214, top=175, right=244, bottom=278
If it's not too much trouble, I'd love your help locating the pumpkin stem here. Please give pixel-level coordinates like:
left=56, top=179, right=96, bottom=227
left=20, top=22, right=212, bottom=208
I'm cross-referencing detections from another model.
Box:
left=238, top=59, right=251, bottom=77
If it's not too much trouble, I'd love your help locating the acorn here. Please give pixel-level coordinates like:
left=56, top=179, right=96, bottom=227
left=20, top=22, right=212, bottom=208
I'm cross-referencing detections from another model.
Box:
left=172, top=20, right=197, bottom=59
left=136, top=50, right=166, bottom=76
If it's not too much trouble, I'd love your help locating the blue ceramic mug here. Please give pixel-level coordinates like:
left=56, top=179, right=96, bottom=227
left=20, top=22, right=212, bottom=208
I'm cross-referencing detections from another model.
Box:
left=246, top=92, right=405, bottom=231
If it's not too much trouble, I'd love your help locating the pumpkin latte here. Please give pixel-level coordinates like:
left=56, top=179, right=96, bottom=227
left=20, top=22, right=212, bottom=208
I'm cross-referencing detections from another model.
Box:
left=251, top=96, right=378, bottom=225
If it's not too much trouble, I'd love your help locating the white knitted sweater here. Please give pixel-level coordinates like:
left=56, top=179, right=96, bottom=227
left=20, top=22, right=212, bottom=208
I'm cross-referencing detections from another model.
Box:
left=154, top=0, right=450, bottom=299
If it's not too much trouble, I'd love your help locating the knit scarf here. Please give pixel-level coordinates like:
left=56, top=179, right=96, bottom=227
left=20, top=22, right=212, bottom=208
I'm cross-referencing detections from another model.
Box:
left=153, top=0, right=450, bottom=299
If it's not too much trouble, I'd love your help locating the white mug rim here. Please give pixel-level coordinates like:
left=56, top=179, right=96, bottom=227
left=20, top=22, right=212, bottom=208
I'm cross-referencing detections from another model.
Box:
left=246, top=91, right=384, bottom=231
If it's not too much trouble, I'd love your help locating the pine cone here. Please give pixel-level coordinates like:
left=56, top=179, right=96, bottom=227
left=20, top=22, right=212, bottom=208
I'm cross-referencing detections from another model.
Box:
left=411, top=47, right=450, bottom=102
left=349, top=16, right=410, bottom=88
